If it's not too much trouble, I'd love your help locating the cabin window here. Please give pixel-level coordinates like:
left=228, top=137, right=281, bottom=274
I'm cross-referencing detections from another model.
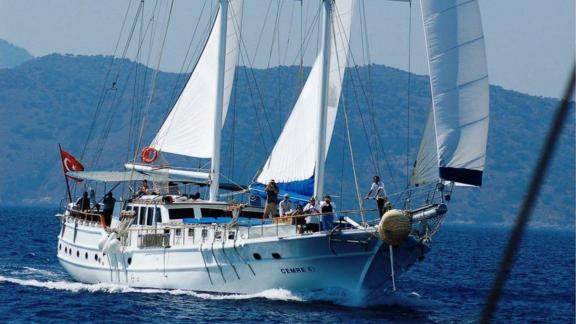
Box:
left=147, top=207, right=154, bottom=226
left=155, top=208, right=162, bottom=224
left=239, top=210, right=263, bottom=219
left=201, top=228, right=208, bottom=241
left=168, top=208, right=195, bottom=220
left=200, top=208, right=231, bottom=218
left=215, top=230, right=222, bottom=241
left=175, top=228, right=182, bottom=236
left=188, top=228, right=194, bottom=242
left=228, top=231, right=235, bottom=240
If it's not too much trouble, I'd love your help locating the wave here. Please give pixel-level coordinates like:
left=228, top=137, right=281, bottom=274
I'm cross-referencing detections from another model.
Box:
left=0, top=275, right=302, bottom=302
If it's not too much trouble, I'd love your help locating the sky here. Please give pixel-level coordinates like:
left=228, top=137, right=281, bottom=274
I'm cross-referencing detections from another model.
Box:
left=0, top=0, right=573, bottom=99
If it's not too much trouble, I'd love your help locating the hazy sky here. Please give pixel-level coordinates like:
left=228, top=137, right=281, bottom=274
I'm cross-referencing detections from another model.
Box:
left=0, top=0, right=573, bottom=98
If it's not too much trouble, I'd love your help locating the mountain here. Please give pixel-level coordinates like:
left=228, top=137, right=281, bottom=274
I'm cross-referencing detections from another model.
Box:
left=0, top=54, right=573, bottom=226
left=0, top=39, right=33, bottom=69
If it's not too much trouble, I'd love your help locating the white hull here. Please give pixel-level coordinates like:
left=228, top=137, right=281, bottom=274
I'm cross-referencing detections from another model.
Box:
left=56, top=215, right=427, bottom=299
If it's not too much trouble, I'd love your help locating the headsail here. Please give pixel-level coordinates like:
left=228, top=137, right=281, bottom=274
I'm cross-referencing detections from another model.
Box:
left=411, top=107, right=439, bottom=186
left=150, top=0, right=243, bottom=159
left=255, top=0, right=355, bottom=197
left=417, top=0, right=490, bottom=186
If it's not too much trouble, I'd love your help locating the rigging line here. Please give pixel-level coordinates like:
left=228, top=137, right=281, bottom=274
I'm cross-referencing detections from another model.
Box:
left=332, top=4, right=365, bottom=223
left=151, top=4, right=220, bottom=150
left=359, top=0, right=380, bottom=170
left=126, top=0, right=147, bottom=165
left=281, top=0, right=296, bottom=65
left=250, top=0, right=274, bottom=65
left=405, top=1, right=412, bottom=188
left=130, top=0, right=160, bottom=161
left=81, top=0, right=137, bottom=161
left=480, top=66, right=575, bottom=323
left=164, top=0, right=210, bottom=112
left=94, top=1, right=160, bottom=167
left=229, top=6, right=275, bottom=149
left=265, top=0, right=282, bottom=69
left=333, top=5, right=383, bottom=175
left=287, top=2, right=321, bottom=67
left=133, top=0, right=175, bottom=164
left=91, top=2, right=149, bottom=167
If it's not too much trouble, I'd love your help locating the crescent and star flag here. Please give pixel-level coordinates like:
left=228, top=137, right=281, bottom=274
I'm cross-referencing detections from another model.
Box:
left=59, top=147, right=84, bottom=182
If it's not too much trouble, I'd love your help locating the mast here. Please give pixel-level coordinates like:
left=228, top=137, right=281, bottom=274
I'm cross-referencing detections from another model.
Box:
left=313, top=0, right=333, bottom=200
left=210, top=0, right=229, bottom=202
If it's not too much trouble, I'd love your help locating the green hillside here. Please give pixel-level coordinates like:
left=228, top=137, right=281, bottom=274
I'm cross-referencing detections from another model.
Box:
left=0, top=54, right=573, bottom=226
left=0, top=39, right=33, bottom=69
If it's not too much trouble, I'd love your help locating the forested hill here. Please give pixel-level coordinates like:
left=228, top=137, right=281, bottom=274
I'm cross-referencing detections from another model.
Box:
left=0, top=39, right=33, bottom=69
left=0, top=53, right=573, bottom=226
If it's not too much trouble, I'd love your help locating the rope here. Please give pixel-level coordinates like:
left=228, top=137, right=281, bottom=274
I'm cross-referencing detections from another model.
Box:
left=480, top=65, right=575, bottom=323
left=405, top=1, right=413, bottom=188
left=331, top=3, right=365, bottom=223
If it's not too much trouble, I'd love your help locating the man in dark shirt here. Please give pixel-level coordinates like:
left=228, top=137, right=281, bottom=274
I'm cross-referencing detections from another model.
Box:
left=102, top=192, right=116, bottom=226
left=76, top=191, right=90, bottom=211
left=262, top=180, right=279, bottom=219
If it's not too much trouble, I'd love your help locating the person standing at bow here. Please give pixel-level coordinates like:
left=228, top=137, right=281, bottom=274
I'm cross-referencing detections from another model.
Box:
left=365, top=175, right=389, bottom=218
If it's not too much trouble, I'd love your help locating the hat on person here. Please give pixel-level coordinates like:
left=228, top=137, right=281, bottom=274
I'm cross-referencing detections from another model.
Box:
left=283, top=193, right=290, bottom=198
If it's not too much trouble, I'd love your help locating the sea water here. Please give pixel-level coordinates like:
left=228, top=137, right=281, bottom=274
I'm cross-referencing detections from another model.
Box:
left=0, top=206, right=573, bottom=323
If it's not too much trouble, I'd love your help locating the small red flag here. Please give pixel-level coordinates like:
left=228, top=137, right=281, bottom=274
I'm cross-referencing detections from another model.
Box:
left=59, top=147, right=84, bottom=182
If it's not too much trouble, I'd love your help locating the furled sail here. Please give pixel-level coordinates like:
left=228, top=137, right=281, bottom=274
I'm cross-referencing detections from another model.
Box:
left=418, top=0, right=490, bottom=186
left=150, top=0, right=243, bottom=158
left=255, top=0, right=355, bottom=196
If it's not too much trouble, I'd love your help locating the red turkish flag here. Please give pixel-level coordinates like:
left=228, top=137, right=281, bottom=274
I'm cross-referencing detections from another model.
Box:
left=59, top=147, right=84, bottom=182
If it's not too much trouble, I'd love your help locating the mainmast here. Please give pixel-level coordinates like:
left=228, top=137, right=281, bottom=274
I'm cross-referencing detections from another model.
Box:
left=210, top=0, right=229, bottom=202
left=313, top=0, right=333, bottom=200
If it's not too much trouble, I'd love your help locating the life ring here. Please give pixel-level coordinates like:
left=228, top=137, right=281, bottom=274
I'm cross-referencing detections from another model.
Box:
left=141, top=147, right=158, bottom=164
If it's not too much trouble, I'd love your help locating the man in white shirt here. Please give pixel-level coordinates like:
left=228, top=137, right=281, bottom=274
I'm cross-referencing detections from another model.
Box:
left=279, top=194, right=294, bottom=217
left=304, top=197, right=320, bottom=232
left=365, top=175, right=389, bottom=217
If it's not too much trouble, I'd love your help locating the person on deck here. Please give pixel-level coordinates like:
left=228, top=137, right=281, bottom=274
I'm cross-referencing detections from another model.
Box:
left=168, top=181, right=181, bottom=195
left=320, top=195, right=337, bottom=231
left=304, top=197, right=320, bottom=232
left=76, top=191, right=91, bottom=211
left=262, top=180, right=279, bottom=219
left=102, top=192, right=116, bottom=227
left=365, top=175, right=388, bottom=217
left=279, top=194, right=294, bottom=217
left=137, top=180, right=149, bottom=196
left=292, top=204, right=306, bottom=233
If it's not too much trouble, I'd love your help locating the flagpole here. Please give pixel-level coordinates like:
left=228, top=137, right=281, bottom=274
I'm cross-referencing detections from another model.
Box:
left=59, top=144, right=73, bottom=203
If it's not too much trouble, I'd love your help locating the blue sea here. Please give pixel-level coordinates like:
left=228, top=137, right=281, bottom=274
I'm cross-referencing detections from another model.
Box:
left=0, top=206, right=573, bottom=323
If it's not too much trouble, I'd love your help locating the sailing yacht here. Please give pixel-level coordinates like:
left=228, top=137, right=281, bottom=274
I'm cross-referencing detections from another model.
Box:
left=56, top=0, right=490, bottom=301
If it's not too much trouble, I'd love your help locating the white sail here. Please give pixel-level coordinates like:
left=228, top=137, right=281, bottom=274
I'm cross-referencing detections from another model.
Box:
left=420, top=0, right=489, bottom=186
left=256, top=0, right=355, bottom=192
left=411, top=107, right=439, bottom=186
left=150, top=0, right=243, bottom=159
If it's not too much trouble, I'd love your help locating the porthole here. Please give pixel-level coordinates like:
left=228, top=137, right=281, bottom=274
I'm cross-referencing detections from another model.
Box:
left=94, top=254, right=98, bottom=261
left=59, top=244, right=62, bottom=251
left=272, top=253, right=281, bottom=260
left=76, top=251, right=80, bottom=258
left=85, top=252, right=88, bottom=259
left=69, top=248, right=72, bottom=255
left=253, top=253, right=262, bottom=260
left=64, top=247, right=68, bottom=253
left=127, top=257, right=132, bottom=265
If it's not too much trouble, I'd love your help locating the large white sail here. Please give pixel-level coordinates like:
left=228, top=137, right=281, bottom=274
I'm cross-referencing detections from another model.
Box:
left=150, top=0, right=243, bottom=159
left=411, top=107, right=439, bottom=186
left=419, top=0, right=490, bottom=186
left=256, top=0, right=355, bottom=195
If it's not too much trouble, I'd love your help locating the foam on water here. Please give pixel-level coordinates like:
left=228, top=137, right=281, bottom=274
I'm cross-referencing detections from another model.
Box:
left=0, top=274, right=303, bottom=302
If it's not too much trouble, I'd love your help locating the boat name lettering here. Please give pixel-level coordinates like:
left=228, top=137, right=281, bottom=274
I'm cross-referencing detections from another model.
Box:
left=280, top=267, right=315, bottom=274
